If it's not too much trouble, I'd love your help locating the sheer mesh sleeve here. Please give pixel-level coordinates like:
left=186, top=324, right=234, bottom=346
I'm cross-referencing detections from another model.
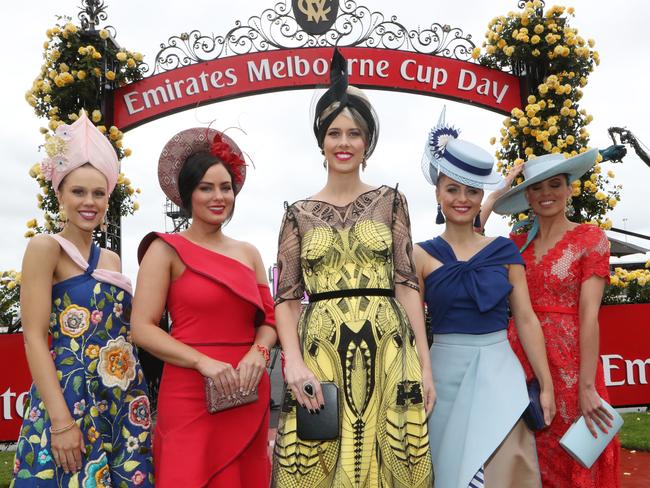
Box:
left=275, top=205, right=305, bottom=305
left=391, top=190, right=419, bottom=291
left=580, top=225, right=611, bottom=284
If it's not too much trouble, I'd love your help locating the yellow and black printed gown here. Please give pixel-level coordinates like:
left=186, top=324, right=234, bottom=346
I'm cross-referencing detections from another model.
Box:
left=272, top=185, right=432, bottom=488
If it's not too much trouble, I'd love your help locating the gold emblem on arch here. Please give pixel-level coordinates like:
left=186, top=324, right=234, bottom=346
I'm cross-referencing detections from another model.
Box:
left=297, top=0, right=332, bottom=23
left=292, top=0, right=339, bottom=35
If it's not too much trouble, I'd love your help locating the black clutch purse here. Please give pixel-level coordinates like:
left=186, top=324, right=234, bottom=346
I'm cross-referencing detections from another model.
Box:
left=522, top=378, right=546, bottom=431
left=297, top=382, right=340, bottom=441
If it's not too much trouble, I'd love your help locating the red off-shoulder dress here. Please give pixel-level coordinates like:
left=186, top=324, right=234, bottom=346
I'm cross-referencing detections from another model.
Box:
left=141, top=233, right=275, bottom=488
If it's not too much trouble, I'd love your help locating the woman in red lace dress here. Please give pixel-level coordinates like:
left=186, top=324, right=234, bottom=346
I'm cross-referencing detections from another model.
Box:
left=485, top=150, right=620, bottom=487
left=131, top=128, right=277, bottom=488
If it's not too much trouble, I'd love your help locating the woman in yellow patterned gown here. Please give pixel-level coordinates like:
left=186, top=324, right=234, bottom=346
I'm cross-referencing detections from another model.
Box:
left=271, top=49, right=434, bottom=488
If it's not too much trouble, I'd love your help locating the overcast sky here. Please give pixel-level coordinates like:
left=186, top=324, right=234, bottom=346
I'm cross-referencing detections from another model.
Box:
left=2, top=0, right=649, bottom=285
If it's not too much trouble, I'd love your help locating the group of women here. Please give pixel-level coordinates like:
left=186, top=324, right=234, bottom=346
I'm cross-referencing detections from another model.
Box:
left=12, top=49, right=619, bottom=487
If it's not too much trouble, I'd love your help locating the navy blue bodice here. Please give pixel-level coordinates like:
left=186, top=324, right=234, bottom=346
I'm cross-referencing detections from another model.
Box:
left=419, top=236, right=524, bottom=335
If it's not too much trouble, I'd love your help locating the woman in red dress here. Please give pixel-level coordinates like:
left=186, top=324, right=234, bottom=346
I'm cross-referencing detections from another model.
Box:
left=131, top=128, right=277, bottom=488
left=484, top=150, right=620, bottom=487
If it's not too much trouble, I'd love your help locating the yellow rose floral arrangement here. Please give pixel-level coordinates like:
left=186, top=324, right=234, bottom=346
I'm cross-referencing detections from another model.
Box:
left=23, top=18, right=145, bottom=237
left=474, top=1, right=621, bottom=227
left=603, top=263, right=650, bottom=304
left=2, top=17, right=146, bottom=325
left=0, top=270, right=21, bottom=326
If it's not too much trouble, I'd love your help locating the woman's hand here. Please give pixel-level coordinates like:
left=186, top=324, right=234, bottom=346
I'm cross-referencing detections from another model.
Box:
left=237, top=347, right=267, bottom=395
left=496, top=162, right=524, bottom=198
left=579, top=385, right=613, bottom=437
left=540, top=385, right=556, bottom=427
left=487, top=163, right=525, bottom=202
left=284, top=355, right=324, bottom=413
left=421, top=368, right=436, bottom=416
left=50, top=422, right=85, bottom=474
left=196, top=356, right=240, bottom=398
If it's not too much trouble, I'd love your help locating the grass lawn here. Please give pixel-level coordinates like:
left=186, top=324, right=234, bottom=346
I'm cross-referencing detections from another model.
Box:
left=620, top=411, right=650, bottom=452
left=0, top=450, right=15, bottom=488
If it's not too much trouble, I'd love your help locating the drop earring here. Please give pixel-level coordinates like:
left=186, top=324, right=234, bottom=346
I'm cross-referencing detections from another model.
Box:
left=100, top=212, right=108, bottom=233
left=474, top=210, right=482, bottom=229
left=436, top=203, right=445, bottom=224
left=58, top=205, right=67, bottom=229
left=566, top=197, right=575, bottom=217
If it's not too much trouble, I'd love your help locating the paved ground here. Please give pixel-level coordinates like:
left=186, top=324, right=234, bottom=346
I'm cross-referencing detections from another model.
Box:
left=621, top=449, right=650, bottom=487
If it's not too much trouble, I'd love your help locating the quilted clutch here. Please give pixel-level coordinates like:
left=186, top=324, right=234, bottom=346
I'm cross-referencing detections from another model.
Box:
left=204, top=377, right=258, bottom=413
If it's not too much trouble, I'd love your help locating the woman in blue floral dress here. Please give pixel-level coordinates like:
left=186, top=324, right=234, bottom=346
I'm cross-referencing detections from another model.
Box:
left=11, top=112, right=153, bottom=487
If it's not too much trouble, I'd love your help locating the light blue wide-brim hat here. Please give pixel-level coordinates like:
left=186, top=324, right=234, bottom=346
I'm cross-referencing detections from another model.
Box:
left=492, top=148, right=599, bottom=215
left=422, top=107, right=503, bottom=190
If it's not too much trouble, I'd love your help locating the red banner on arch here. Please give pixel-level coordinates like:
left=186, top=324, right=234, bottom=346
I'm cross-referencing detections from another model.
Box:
left=113, top=47, right=524, bottom=131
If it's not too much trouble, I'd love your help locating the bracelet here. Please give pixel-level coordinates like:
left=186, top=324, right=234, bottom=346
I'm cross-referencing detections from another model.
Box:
left=49, top=420, right=76, bottom=435
left=254, top=344, right=270, bottom=367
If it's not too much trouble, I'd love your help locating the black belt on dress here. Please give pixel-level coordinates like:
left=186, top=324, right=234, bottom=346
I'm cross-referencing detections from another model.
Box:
left=308, top=288, right=394, bottom=302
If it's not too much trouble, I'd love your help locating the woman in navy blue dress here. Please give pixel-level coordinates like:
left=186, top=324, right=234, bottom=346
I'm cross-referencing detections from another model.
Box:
left=413, top=110, right=555, bottom=488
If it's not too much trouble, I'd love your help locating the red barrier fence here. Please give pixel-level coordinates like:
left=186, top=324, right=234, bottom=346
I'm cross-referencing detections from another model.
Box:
left=0, top=304, right=648, bottom=441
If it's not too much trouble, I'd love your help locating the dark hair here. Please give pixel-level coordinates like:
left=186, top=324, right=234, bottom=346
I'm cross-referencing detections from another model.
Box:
left=177, top=151, right=237, bottom=222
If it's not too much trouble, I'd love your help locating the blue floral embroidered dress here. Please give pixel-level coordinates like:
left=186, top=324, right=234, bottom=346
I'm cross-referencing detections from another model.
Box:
left=12, top=236, right=153, bottom=488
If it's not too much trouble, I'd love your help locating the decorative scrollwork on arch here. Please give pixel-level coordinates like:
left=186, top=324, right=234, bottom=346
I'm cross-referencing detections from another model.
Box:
left=151, top=0, right=476, bottom=74
left=78, top=0, right=109, bottom=31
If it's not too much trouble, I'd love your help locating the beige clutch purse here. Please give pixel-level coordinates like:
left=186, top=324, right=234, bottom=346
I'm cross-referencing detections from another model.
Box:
left=204, top=377, right=258, bottom=413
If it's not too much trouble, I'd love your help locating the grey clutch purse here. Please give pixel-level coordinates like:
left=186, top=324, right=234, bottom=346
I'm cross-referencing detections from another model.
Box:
left=204, top=377, right=258, bottom=413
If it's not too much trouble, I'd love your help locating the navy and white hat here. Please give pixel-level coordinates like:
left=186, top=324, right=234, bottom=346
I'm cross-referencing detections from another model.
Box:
left=422, top=107, right=502, bottom=189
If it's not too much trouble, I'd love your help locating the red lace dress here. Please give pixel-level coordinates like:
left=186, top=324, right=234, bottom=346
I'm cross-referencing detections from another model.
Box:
left=508, top=224, right=620, bottom=488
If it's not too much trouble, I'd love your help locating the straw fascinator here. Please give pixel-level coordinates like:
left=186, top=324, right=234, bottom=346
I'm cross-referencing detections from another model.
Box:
left=422, top=107, right=502, bottom=190
left=158, top=128, right=246, bottom=207
left=40, top=111, right=119, bottom=193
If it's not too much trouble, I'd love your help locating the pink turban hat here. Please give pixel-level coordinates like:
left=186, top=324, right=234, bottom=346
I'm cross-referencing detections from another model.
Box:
left=41, top=111, right=120, bottom=193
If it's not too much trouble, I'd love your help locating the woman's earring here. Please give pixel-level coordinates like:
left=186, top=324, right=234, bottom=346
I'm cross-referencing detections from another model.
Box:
left=323, top=158, right=328, bottom=169
left=58, top=206, right=67, bottom=228
left=566, top=197, right=575, bottom=217
left=361, top=156, right=367, bottom=171
left=436, top=203, right=445, bottom=224
left=474, top=210, right=482, bottom=229
left=100, top=212, right=108, bottom=233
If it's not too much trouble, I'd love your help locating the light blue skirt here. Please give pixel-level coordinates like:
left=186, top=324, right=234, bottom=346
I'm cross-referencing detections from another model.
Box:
left=428, top=330, right=530, bottom=488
